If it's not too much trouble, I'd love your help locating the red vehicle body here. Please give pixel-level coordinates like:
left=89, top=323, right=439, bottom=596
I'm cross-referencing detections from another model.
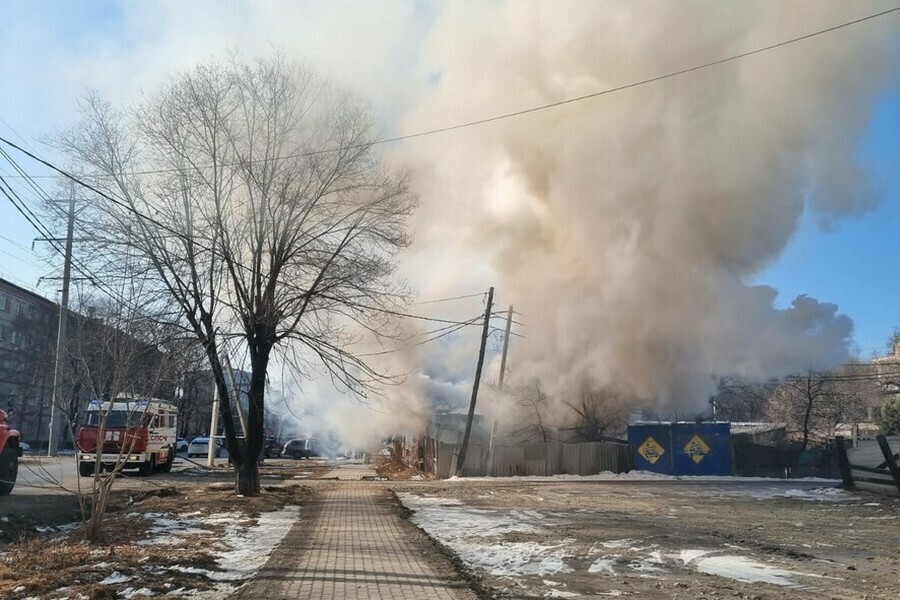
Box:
left=76, top=396, right=178, bottom=477
left=0, top=409, right=21, bottom=495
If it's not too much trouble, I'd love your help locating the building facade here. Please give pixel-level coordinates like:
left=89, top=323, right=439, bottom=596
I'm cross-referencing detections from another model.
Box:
left=0, top=278, right=57, bottom=446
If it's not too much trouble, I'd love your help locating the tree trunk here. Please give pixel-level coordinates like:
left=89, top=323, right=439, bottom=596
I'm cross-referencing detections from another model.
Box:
left=234, top=456, right=260, bottom=495
left=801, top=389, right=814, bottom=452
left=234, top=329, right=271, bottom=496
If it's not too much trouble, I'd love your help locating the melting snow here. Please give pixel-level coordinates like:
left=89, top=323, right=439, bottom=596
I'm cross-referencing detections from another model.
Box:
left=588, top=557, right=616, bottom=574
left=399, top=492, right=845, bottom=596
left=99, top=571, right=132, bottom=584
left=599, top=539, right=635, bottom=549
left=464, top=541, right=574, bottom=576
left=693, top=555, right=798, bottom=585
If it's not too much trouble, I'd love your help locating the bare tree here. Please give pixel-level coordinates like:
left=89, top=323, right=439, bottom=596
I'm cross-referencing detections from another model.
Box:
left=711, top=376, right=775, bottom=422
left=59, top=282, right=185, bottom=539
left=767, top=365, right=875, bottom=451
left=55, top=55, right=415, bottom=494
left=561, top=386, right=629, bottom=443
left=509, top=380, right=552, bottom=443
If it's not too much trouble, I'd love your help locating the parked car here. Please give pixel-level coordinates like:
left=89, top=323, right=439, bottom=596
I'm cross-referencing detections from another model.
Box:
left=175, top=438, right=189, bottom=453
left=264, top=436, right=281, bottom=458
left=187, top=437, right=223, bottom=458
left=283, top=438, right=324, bottom=460
left=18, top=441, right=31, bottom=456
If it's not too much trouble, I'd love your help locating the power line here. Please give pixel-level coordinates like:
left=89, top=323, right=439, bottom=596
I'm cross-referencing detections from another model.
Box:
left=2, top=148, right=480, bottom=336
left=0, top=140, right=460, bottom=326
left=0, top=174, right=174, bottom=324
left=491, top=311, right=525, bottom=327
left=1, top=5, right=895, bottom=321
left=4, top=5, right=899, bottom=180
left=357, top=316, right=483, bottom=357
left=2, top=146, right=490, bottom=331
left=412, top=292, right=485, bottom=306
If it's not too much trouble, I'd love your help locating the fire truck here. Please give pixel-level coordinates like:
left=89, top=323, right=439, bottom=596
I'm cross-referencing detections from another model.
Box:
left=76, top=395, right=178, bottom=477
left=0, top=408, right=21, bottom=495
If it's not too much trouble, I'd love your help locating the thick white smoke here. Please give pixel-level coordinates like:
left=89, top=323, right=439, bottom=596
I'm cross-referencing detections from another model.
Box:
left=399, top=2, right=899, bottom=412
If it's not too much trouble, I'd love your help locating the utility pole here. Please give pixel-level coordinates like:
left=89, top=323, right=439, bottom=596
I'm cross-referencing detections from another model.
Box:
left=453, top=286, right=493, bottom=477
left=487, top=305, right=513, bottom=475
left=47, top=190, right=76, bottom=457
left=223, top=348, right=248, bottom=438
left=498, top=305, right=513, bottom=390
left=207, top=379, right=220, bottom=468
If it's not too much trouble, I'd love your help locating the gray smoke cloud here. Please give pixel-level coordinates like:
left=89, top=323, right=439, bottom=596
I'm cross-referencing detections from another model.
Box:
left=398, top=1, right=899, bottom=413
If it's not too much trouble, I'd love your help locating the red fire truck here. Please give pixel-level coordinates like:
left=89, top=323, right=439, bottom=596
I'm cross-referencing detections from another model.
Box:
left=76, top=395, right=178, bottom=477
left=0, top=408, right=21, bottom=495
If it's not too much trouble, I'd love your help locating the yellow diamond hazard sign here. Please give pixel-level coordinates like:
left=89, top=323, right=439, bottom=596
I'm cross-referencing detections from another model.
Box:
left=684, top=434, right=710, bottom=464
left=637, top=436, right=665, bottom=464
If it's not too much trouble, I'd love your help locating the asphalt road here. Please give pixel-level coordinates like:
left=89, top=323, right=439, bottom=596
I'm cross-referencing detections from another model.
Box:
left=6, top=452, right=230, bottom=497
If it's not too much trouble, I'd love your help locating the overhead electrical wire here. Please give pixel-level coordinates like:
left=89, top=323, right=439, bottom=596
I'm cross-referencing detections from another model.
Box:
left=411, top=292, right=485, bottom=306
left=0, top=142, right=480, bottom=328
left=1, top=150, right=489, bottom=335
left=0, top=174, right=180, bottom=327
left=5, top=0, right=882, bottom=337
left=2, top=5, right=899, bottom=180
left=357, top=316, right=484, bottom=357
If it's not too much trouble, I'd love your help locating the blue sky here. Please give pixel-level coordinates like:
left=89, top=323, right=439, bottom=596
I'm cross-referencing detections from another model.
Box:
left=756, top=93, right=900, bottom=357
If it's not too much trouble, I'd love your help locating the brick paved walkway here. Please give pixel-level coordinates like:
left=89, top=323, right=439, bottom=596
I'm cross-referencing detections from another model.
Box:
left=232, top=483, right=477, bottom=599
left=324, top=464, right=377, bottom=480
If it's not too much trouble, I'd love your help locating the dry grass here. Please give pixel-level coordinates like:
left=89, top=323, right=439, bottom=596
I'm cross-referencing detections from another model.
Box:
left=0, top=485, right=310, bottom=600
left=374, top=455, right=433, bottom=481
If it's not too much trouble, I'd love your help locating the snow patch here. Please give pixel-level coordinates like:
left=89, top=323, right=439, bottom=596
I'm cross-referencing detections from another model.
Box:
left=545, top=589, right=579, bottom=597
left=402, top=495, right=463, bottom=506
left=454, top=471, right=839, bottom=484
left=398, top=493, right=540, bottom=538
left=588, top=557, right=616, bottom=574
left=679, top=549, right=711, bottom=564
left=599, top=539, right=635, bottom=549
left=212, top=505, right=298, bottom=580
left=99, top=571, right=132, bottom=585
left=120, top=587, right=155, bottom=598
left=465, top=541, right=574, bottom=577
left=693, top=555, right=798, bottom=585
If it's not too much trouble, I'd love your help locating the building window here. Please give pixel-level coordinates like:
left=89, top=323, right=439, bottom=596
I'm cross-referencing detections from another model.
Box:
left=0, top=326, right=5, bottom=341
left=0, top=296, right=7, bottom=312
left=10, top=331, right=19, bottom=346
left=14, top=303, right=21, bottom=316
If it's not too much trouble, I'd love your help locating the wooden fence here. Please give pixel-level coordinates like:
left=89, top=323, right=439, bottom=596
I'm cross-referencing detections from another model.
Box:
left=430, top=440, right=632, bottom=479
left=837, top=435, right=900, bottom=496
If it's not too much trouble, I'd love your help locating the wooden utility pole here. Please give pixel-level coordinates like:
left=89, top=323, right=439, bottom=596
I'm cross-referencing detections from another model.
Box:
left=207, top=381, right=220, bottom=468
left=223, top=348, right=248, bottom=438
left=453, top=287, right=493, bottom=477
left=47, top=189, right=76, bottom=457
left=487, top=304, right=513, bottom=476
left=498, top=305, right=513, bottom=389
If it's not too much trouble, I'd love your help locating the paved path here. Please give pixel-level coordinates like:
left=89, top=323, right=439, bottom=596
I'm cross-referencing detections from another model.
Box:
left=324, top=464, right=378, bottom=481
left=233, top=480, right=477, bottom=599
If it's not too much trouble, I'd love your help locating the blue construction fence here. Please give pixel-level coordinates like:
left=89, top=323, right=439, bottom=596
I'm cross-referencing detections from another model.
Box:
left=628, top=422, right=733, bottom=476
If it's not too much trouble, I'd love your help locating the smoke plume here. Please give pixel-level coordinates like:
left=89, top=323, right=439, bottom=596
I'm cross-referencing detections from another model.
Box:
left=399, top=2, right=898, bottom=413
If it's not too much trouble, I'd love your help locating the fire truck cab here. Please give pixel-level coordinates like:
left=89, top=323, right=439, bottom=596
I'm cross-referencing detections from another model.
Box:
left=76, top=395, right=178, bottom=477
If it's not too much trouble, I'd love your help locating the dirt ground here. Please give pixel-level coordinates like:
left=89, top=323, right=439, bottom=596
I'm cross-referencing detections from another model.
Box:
left=0, top=457, right=335, bottom=600
left=4, top=459, right=898, bottom=600
left=392, top=479, right=900, bottom=600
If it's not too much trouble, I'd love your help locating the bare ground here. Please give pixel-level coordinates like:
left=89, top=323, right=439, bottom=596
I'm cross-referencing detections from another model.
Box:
left=392, top=479, right=900, bottom=600
left=0, top=457, right=335, bottom=600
